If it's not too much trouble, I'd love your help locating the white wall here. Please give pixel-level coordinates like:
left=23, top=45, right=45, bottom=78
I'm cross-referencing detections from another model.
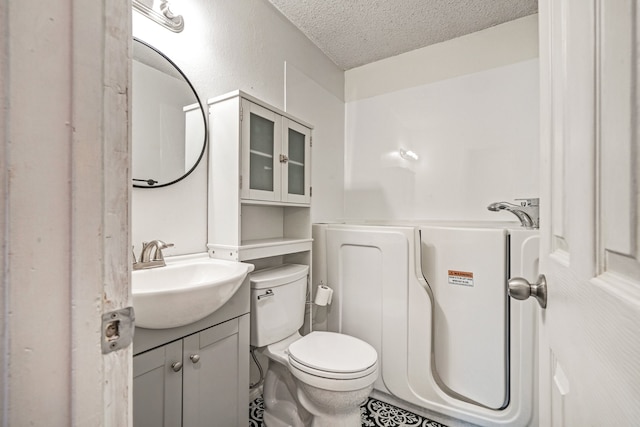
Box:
left=132, top=0, right=345, bottom=255
left=132, top=7, right=539, bottom=251
left=285, top=63, right=346, bottom=222
left=344, top=15, right=539, bottom=222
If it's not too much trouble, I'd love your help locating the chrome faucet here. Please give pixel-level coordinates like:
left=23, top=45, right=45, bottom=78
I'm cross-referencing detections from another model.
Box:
left=133, top=240, right=174, bottom=270
left=487, top=198, right=539, bottom=229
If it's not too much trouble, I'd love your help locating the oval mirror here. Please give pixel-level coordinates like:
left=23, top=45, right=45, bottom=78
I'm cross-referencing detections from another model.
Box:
left=132, top=38, right=207, bottom=188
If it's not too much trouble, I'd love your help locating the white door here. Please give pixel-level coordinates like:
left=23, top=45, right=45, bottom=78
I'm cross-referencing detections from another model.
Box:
left=1, top=1, right=132, bottom=425
left=538, top=0, right=640, bottom=425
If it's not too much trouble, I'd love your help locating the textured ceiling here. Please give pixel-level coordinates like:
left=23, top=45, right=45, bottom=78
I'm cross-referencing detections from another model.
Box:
left=267, top=0, right=538, bottom=70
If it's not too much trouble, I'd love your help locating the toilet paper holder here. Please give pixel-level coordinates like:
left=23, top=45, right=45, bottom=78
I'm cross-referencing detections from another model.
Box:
left=314, top=284, right=333, bottom=306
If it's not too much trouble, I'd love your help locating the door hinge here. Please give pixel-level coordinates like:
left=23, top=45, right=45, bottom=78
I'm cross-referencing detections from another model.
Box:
left=102, top=307, right=135, bottom=354
left=310, top=136, right=313, bottom=147
left=239, top=175, right=243, bottom=189
left=310, top=186, right=312, bottom=197
left=240, top=105, right=243, bottom=121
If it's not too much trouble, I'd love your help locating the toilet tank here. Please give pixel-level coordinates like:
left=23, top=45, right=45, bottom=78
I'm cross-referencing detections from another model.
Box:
left=250, top=264, right=309, bottom=347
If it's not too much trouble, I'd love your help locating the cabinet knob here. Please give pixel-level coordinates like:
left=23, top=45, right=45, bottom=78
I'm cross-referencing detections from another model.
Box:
left=190, top=354, right=200, bottom=364
left=171, top=361, right=183, bottom=372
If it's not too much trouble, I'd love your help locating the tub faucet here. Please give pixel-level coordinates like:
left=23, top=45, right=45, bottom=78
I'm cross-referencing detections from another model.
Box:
left=134, top=240, right=174, bottom=270
left=487, top=198, right=539, bottom=229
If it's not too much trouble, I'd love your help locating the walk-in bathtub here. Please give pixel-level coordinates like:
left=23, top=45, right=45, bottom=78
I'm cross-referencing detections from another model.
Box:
left=312, top=222, right=539, bottom=427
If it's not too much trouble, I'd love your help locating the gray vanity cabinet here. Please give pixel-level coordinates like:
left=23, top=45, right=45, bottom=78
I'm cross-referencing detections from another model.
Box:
left=133, top=315, right=249, bottom=427
left=133, top=340, right=183, bottom=427
left=182, top=318, right=246, bottom=427
left=133, top=280, right=251, bottom=427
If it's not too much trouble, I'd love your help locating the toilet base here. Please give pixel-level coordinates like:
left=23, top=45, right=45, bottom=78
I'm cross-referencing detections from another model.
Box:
left=262, top=358, right=372, bottom=427
left=263, top=360, right=311, bottom=427
left=297, top=381, right=372, bottom=427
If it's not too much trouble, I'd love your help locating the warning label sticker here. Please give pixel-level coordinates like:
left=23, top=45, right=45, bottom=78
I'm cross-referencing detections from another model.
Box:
left=448, top=270, right=474, bottom=287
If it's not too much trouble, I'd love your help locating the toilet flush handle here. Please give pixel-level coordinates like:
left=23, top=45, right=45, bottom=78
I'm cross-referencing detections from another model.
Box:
left=257, top=289, right=274, bottom=300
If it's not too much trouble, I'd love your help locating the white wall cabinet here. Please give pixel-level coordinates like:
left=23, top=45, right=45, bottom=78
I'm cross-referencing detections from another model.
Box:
left=240, top=99, right=311, bottom=204
left=208, top=91, right=313, bottom=262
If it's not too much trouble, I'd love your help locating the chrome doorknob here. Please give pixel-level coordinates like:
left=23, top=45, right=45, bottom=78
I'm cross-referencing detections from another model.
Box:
left=508, top=274, right=547, bottom=309
left=190, top=354, right=200, bottom=364
left=171, top=361, right=183, bottom=372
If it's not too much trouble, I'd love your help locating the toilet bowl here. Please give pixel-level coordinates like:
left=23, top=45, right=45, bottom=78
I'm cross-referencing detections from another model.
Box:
left=250, top=264, right=379, bottom=427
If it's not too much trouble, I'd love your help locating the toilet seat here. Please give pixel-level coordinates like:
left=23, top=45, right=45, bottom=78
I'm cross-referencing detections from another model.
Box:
left=287, top=331, right=378, bottom=390
left=288, top=357, right=377, bottom=380
left=263, top=331, right=379, bottom=391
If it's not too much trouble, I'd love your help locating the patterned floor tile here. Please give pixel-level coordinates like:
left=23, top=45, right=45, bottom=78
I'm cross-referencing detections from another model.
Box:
left=249, top=396, right=265, bottom=427
left=249, top=395, right=447, bottom=427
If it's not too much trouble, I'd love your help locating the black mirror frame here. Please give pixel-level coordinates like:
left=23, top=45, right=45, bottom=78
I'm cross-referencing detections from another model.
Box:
left=132, top=37, right=208, bottom=189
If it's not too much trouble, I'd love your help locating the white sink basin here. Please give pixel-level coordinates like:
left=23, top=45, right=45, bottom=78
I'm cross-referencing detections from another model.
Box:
left=133, top=255, right=254, bottom=329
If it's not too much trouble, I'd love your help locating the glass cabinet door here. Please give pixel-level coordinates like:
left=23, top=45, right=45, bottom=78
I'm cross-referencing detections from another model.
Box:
left=282, top=118, right=311, bottom=204
left=241, top=100, right=281, bottom=201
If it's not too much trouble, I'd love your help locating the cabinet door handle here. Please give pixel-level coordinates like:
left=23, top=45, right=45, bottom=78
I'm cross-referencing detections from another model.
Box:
left=279, top=154, right=289, bottom=163
left=190, top=354, right=200, bottom=364
left=171, top=361, right=183, bottom=372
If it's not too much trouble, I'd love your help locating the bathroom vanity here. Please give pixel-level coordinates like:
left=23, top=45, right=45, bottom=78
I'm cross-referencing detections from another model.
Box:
left=132, top=278, right=250, bottom=427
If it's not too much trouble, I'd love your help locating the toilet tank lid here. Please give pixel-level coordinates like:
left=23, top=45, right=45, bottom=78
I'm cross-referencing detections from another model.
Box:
left=250, top=264, right=309, bottom=290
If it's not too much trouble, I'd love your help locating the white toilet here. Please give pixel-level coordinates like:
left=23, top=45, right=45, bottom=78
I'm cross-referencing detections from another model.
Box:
left=250, top=264, right=378, bottom=427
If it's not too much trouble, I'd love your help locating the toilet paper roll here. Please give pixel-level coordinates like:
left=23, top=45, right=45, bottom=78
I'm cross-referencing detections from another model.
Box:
left=314, top=285, right=333, bottom=306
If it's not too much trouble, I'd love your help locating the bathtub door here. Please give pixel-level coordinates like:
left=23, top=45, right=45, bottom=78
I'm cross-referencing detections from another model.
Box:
left=420, top=226, right=509, bottom=410
left=538, top=0, right=640, bottom=425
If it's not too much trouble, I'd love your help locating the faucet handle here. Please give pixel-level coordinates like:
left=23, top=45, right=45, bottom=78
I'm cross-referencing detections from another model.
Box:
left=152, top=241, right=174, bottom=261
left=138, top=242, right=147, bottom=262
left=515, top=198, right=539, bottom=207
left=158, top=241, right=174, bottom=250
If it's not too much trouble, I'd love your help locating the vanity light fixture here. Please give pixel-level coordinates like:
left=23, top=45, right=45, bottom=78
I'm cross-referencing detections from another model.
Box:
left=399, top=149, right=419, bottom=161
left=133, top=0, right=184, bottom=33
